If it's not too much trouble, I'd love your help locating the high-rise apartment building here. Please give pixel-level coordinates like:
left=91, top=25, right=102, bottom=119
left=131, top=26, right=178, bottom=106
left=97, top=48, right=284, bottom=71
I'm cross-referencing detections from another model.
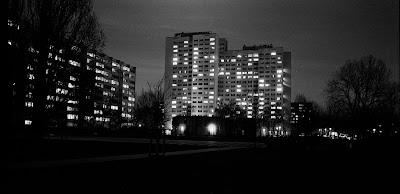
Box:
left=165, top=32, right=291, bottom=131
left=9, top=34, right=136, bottom=129
left=88, top=51, right=136, bottom=128
left=218, top=45, right=291, bottom=122
left=164, top=32, right=220, bottom=128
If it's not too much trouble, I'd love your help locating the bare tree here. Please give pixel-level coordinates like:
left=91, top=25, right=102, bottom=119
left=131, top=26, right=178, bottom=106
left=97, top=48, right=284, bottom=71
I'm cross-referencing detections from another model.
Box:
left=215, top=99, right=245, bottom=119
left=324, top=55, right=398, bottom=135
left=134, top=79, right=165, bottom=130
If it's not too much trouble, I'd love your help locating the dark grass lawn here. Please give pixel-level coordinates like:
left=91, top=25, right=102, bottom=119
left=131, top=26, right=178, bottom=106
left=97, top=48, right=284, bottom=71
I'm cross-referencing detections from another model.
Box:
left=8, top=139, right=214, bottom=163
left=7, top=137, right=400, bottom=193
left=8, top=145, right=399, bottom=194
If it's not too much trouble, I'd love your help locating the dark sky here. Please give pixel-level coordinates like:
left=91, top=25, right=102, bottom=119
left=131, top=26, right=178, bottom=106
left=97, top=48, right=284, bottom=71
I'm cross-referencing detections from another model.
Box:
left=93, top=0, right=399, bottom=106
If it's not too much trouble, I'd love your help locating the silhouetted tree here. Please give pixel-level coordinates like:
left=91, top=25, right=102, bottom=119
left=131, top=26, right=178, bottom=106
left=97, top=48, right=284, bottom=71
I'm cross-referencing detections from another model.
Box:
left=324, top=55, right=399, bottom=136
left=134, top=79, right=165, bottom=130
left=215, top=100, right=246, bottom=119
left=294, top=94, right=308, bottom=103
left=8, top=0, right=105, bottom=139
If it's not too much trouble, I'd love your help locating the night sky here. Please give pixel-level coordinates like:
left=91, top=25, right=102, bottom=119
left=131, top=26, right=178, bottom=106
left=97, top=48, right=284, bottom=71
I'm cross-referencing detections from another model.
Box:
left=93, top=0, right=399, bottom=106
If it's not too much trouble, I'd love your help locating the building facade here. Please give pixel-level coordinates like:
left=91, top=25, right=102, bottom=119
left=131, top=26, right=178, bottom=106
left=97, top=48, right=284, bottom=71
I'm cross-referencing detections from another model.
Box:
left=165, top=32, right=220, bottom=128
left=291, top=102, right=313, bottom=135
left=9, top=27, right=136, bottom=130
left=165, top=32, right=291, bottom=133
left=88, top=51, right=136, bottom=129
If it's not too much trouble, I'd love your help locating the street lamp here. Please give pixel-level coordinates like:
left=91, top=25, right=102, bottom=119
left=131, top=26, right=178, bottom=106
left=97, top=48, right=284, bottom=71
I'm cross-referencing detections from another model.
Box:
left=207, top=123, right=217, bottom=135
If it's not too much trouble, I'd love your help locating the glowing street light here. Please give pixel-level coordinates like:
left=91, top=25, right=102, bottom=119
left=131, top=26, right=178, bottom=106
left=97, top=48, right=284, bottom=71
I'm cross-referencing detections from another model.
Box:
left=207, top=123, right=217, bottom=135
left=179, top=125, right=185, bottom=135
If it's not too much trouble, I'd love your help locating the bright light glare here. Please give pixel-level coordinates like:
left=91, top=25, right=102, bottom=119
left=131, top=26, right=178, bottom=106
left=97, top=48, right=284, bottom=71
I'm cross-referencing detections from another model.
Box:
left=207, top=123, right=217, bottom=135
left=179, top=125, right=185, bottom=134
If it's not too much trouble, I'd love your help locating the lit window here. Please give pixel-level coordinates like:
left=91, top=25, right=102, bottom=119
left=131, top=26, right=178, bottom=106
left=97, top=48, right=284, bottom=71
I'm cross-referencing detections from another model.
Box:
left=68, top=83, right=75, bottom=88
left=172, top=101, right=177, bottom=104
left=248, top=63, right=252, bottom=66
left=173, top=57, right=178, bottom=61
left=69, top=60, right=80, bottom=67
left=112, top=62, right=120, bottom=67
left=25, top=120, right=32, bottom=125
left=173, top=49, right=178, bottom=52
left=277, top=87, right=283, bottom=92
left=25, top=102, right=33, bottom=107
left=193, top=65, right=198, bottom=68
left=173, top=62, right=178, bottom=65
left=277, top=69, right=283, bottom=73
left=210, top=73, right=214, bottom=76
left=184, top=40, right=189, bottom=44
left=277, top=61, right=282, bottom=64
left=67, top=114, right=78, bottom=120
left=221, top=59, right=225, bottom=62
left=194, top=47, right=199, bottom=51
left=259, top=79, right=264, bottom=83
left=194, top=52, right=199, bottom=55
left=210, top=38, right=215, bottom=41
left=210, top=42, right=215, bottom=45
left=28, top=74, right=34, bottom=80
left=173, top=45, right=178, bottom=48
left=193, top=87, right=198, bottom=90
left=111, top=105, right=118, bottom=110
left=173, top=75, right=177, bottom=78
left=111, top=80, right=119, bottom=85
left=271, top=51, right=276, bottom=55
left=236, top=89, right=241, bottom=92
left=128, top=97, right=135, bottom=101
left=237, top=55, right=242, bottom=58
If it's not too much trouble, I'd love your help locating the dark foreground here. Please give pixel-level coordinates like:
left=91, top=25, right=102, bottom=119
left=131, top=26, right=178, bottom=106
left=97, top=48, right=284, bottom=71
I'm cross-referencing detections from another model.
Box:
left=7, top=137, right=399, bottom=194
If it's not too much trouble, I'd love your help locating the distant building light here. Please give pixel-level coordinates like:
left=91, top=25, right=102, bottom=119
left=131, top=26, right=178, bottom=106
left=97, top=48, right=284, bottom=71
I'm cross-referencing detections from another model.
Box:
left=25, top=120, right=32, bottom=125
